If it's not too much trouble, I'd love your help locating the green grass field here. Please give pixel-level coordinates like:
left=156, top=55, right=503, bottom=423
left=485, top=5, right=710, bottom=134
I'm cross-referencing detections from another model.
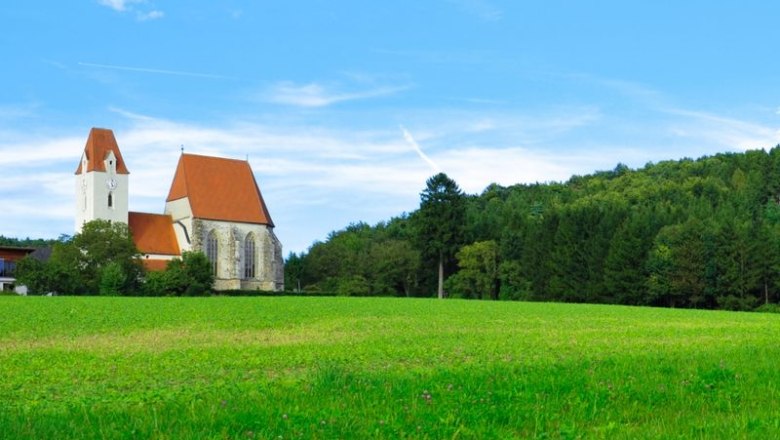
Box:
left=2, top=297, right=780, bottom=439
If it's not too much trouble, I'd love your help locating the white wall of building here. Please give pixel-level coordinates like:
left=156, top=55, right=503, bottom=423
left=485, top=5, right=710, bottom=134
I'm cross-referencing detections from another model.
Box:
left=165, top=197, right=194, bottom=252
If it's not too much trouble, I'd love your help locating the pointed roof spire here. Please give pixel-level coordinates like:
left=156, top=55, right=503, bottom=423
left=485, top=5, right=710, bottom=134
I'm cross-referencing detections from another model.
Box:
left=74, top=128, right=130, bottom=175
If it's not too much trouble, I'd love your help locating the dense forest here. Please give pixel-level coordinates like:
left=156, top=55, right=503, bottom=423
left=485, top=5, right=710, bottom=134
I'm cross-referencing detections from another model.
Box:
left=0, top=236, right=61, bottom=248
left=285, top=147, right=780, bottom=310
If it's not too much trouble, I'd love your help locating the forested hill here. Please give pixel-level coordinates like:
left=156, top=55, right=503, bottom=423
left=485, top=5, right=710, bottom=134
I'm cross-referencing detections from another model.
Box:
left=286, top=147, right=780, bottom=310
left=0, top=236, right=60, bottom=248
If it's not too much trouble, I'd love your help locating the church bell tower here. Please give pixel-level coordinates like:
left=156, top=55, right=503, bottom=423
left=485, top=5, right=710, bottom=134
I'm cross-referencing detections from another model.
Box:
left=74, top=128, right=130, bottom=232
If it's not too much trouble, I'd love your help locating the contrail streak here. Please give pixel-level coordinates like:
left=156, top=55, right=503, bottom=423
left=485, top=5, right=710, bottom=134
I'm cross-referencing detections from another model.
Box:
left=400, top=125, right=441, bottom=173
left=78, top=62, right=235, bottom=80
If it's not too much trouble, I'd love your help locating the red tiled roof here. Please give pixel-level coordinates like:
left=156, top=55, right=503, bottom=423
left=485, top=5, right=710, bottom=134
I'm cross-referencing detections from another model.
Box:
left=0, top=247, right=35, bottom=262
left=142, top=259, right=170, bottom=272
left=75, top=128, right=130, bottom=175
left=128, top=212, right=181, bottom=256
left=166, top=154, right=274, bottom=226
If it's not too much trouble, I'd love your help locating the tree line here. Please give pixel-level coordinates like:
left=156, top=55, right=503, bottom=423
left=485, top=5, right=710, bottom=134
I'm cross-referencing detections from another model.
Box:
left=0, top=235, right=60, bottom=248
left=286, top=147, right=780, bottom=310
left=15, top=220, right=213, bottom=296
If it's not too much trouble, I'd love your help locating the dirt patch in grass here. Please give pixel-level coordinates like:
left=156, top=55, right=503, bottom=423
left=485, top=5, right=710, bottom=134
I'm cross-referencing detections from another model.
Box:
left=0, top=326, right=360, bottom=354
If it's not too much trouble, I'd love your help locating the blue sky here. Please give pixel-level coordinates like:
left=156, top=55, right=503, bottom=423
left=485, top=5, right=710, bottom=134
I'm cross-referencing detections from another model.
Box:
left=3, top=1, right=780, bottom=254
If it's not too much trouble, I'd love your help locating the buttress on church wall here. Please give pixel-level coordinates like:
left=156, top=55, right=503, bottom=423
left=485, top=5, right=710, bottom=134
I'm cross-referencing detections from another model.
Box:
left=166, top=198, right=284, bottom=291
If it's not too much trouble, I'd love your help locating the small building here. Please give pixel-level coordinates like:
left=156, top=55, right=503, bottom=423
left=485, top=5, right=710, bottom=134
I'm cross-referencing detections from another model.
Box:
left=75, top=127, right=284, bottom=291
left=0, top=246, right=36, bottom=293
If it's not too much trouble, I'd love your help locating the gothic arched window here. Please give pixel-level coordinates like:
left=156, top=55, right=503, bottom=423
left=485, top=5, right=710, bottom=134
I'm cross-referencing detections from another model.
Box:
left=244, top=233, right=256, bottom=279
left=108, top=193, right=113, bottom=208
left=206, top=230, right=219, bottom=275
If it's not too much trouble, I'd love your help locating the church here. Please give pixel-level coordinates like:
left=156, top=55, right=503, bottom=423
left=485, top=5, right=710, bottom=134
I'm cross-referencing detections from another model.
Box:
left=75, top=127, right=284, bottom=291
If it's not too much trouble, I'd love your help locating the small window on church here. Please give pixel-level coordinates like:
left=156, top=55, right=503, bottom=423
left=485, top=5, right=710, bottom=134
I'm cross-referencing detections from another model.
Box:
left=108, top=193, right=113, bottom=208
left=244, top=234, right=256, bottom=279
left=207, top=231, right=219, bottom=275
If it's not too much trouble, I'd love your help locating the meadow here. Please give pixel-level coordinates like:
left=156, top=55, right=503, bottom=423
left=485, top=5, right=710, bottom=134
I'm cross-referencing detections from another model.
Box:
left=1, top=297, right=780, bottom=439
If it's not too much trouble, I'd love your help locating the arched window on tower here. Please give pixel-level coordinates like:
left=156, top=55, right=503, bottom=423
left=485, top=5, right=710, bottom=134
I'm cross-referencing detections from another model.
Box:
left=108, top=192, right=113, bottom=208
left=244, top=233, right=256, bottom=279
left=206, top=230, right=219, bottom=275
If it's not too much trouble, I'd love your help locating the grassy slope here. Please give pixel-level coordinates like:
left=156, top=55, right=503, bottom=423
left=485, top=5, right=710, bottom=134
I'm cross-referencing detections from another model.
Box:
left=1, top=297, right=779, bottom=439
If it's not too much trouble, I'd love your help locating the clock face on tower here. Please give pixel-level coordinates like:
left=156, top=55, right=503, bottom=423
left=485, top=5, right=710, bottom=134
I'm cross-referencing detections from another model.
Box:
left=106, top=178, right=118, bottom=191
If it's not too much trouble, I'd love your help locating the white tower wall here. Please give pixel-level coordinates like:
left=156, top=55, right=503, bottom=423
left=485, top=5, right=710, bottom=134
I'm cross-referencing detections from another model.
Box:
left=75, top=151, right=129, bottom=232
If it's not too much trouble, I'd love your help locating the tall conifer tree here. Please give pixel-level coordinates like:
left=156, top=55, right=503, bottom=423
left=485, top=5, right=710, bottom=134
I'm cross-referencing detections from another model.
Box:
left=414, top=173, right=466, bottom=298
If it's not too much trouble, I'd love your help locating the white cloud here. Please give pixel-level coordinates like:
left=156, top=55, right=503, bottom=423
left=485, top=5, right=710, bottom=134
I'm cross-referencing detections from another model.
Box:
left=4, top=96, right=780, bottom=251
left=448, top=0, right=503, bottom=21
left=264, top=81, right=409, bottom=107
left=98, top=0, right=138, bottom=12
left=665, top=108, right=780, bottom=150
left=556, top=72, right=780, bottom=154
left=97, top=0, right=164, bottom=21
left=137, top=10, right=164, bottom=21
left=438, top=148, right=572, bottom=192
left=79, top=62, right=229, bottom=79
left=0, top=135, right=85, bottom=167
left=0, top=107, right=610, bottom=250
left=400, top=126, right=441, bottom=173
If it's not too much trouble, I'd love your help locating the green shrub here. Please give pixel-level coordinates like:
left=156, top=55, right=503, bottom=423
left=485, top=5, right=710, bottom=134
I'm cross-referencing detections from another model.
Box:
left=717, top=295, right=758, bottom=311
left=99, top=262, right=127, bottom=296
left=184, top=282, right=208, bottom=297
left=336, top=275, right=370, bottom=296
left=754, top=303, right=780, bottom=314
left=498, top=281, right=533, bottom=301
left=141, top=252, right=214, bottom=296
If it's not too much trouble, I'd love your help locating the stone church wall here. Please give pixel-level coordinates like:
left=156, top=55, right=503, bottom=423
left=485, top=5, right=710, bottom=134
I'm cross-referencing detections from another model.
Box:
left=192, top=219, right=284, bottom=291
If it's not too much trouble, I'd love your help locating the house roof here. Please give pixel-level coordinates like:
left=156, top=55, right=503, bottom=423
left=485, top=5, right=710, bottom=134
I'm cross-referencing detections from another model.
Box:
left=75, top=128, right=130, bottom=175
left=166, top=153, right=274, bottom=226
left=0, top=245, right=36, bottom=252
left=128, top=212, right=181, bottom=256
left=0, top=246, right=36, bottom=261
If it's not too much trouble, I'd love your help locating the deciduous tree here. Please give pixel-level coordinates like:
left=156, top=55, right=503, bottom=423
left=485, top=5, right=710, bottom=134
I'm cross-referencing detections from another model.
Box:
left=446, top=240, right=499, bottom=300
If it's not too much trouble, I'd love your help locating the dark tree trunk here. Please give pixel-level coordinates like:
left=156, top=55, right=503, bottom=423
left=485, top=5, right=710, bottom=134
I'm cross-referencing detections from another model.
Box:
left=438, top=252, right=444, bottom=299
